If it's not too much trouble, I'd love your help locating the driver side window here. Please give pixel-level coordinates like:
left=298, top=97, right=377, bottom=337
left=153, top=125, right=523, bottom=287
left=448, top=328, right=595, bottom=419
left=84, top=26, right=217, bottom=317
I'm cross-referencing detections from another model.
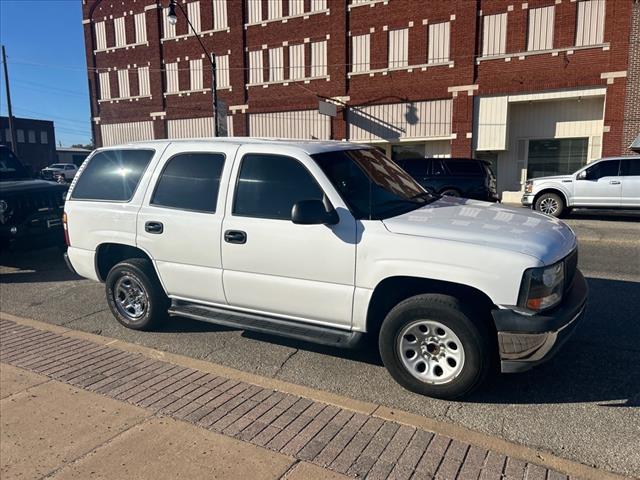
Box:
left=584, top=160, right=620, bottom=180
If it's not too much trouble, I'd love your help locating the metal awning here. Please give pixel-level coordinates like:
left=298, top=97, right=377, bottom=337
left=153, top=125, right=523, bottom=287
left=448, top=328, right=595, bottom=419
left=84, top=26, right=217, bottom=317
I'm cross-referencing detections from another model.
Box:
left=630, top=134, right=640, bottom=153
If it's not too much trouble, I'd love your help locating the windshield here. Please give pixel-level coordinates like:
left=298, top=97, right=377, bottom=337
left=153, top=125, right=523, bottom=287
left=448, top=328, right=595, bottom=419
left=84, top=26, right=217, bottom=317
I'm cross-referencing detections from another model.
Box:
left=312, top=148, right=437, bottom=220
left=0, top=147, right=30, bottom=181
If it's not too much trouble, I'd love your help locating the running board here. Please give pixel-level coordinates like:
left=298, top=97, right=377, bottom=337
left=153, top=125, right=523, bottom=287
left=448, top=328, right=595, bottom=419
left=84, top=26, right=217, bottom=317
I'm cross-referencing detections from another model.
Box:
left=168, top=301, right=364, bottom=348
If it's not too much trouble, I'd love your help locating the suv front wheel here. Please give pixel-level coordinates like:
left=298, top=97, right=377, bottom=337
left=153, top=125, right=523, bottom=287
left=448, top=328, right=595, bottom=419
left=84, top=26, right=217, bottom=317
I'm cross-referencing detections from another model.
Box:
left=105, top=258, right=169, bottom=331
left=379, top=294, right=492, bottom=399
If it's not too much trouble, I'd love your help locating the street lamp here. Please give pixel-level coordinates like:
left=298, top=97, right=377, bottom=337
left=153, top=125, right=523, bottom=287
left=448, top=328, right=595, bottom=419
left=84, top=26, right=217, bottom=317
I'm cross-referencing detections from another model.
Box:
left=166, top=0, right=219, bottom=137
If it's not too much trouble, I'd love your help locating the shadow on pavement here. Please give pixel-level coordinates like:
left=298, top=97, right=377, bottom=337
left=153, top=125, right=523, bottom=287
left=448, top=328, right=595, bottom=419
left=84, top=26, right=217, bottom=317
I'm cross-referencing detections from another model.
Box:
left=0, top=247, right=81, bottom=284
left=564, top=209, right=640, bottom=222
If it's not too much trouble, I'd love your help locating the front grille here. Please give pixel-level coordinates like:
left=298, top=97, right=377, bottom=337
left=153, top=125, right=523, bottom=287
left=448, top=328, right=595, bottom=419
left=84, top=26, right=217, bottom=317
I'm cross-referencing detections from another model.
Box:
left=4, top=190, right=65, bottom=224
left=564, top=248, right=578, bottom=293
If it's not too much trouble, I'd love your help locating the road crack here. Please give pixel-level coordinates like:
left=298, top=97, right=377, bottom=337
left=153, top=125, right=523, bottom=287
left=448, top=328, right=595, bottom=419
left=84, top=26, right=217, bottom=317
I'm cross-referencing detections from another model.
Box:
left=274, top=348, right=298, bottom=378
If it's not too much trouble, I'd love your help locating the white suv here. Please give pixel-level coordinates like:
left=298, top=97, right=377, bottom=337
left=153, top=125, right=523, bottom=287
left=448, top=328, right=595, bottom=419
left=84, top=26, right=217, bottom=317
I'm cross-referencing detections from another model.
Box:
left=522, top=156, right=640, bottom=217
left=63, top=139, right=587, bottom=399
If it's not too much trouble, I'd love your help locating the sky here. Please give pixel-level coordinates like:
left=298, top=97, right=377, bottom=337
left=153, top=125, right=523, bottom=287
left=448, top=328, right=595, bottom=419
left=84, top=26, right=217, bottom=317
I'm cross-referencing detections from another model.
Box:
left=0, top=0, right=92, bottom=147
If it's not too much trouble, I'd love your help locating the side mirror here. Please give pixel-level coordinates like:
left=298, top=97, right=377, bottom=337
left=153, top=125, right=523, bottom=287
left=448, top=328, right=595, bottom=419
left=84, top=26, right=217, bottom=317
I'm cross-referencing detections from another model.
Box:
left=291, top=199, right=339, bottom=225
left=577, top=171, right=587, bottom=180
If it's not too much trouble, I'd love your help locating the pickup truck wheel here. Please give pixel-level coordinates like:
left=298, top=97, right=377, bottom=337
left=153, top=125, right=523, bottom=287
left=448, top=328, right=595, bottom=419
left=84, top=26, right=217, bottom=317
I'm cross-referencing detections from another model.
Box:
left=534, top=193, right=564, bottom=217
left=105, top=258, right=168, bottom=331
left=379, top=294, right=492, bottom=399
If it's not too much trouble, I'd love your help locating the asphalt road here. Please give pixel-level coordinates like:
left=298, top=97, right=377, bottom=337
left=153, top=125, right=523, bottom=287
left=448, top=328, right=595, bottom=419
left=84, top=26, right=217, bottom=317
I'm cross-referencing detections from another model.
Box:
left=1, top=208, right=639, bottom=477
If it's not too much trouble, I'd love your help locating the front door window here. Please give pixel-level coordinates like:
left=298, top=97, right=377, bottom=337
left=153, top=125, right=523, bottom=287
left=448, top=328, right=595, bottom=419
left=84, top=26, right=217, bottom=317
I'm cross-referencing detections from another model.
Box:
left=527, top=138, right=588, bottom=179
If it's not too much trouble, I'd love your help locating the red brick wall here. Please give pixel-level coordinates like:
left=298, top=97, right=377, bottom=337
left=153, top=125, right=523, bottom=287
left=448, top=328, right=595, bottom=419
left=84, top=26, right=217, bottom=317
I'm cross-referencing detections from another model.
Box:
left=622, top=1, right=640, bottom=154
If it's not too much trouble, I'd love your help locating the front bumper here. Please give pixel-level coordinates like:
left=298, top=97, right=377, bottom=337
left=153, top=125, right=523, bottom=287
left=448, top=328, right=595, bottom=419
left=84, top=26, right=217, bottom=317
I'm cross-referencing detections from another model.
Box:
left=0, top=214, right=65, bottom=249
left=521, top=193, right=535, bottom=206
left=493, top=270, right=588, bottom=373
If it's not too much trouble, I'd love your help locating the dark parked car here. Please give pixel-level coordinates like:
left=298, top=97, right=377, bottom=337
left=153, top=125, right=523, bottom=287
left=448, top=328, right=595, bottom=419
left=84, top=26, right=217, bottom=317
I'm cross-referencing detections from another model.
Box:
left=0, top=145, right=68, bottom=250
left=395, top=157, right=499, bottom=202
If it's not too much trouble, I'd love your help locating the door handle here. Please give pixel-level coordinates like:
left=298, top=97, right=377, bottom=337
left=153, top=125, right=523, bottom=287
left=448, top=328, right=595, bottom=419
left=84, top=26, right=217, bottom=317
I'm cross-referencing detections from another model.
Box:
left=224, top=230, right=247, bottom=244
left=145, top=221, right=164, bottom=234
left=610, top=180, right=621, bottom=185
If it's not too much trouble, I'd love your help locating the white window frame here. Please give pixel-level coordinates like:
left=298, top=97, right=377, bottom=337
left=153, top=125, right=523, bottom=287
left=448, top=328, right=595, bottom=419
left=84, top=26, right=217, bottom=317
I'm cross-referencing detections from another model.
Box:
left=212, top=0, right=228, bottom=30
left=163, top=7, right=176, bottom=38
left=117, top=69, right=130, bottom=98
left=216, top=54, right=230, bottom=89
left=99, top=71, right=111, bottom=100
left=190, top=58, right=204, bottom=91
left=95, top=21, right=107, bottom=50
left=482, top=13, right=507, bottom=56
left=428, top=21, right=450, bottom=64
left=576, top=0, right=605, bottom=47
left=249, top=50, right=264, bottom=84
left=269, top=47, right=284, bottom=82
left=247, top=0, right=262, bottom=24
left=187, top=1, right=202, bottom=33
left=138, top=66, right=151, bottom=97
left=165, top=62, right=180, bottom=93
left=388, top=28, right=409, bottom=68
left=311, top=0, right=327, bottom=11
left=134, top=13, right=147, bottom=44
left=267, top=0, right=283, bottom=20
left=351, top=34, right=371, bottom=73
left=311, top=40, right=327, bottom=77
left=289, top=0, right=304, bottom=16
left=527, top=5, right=555, bottom=51
left=289, top=43, right=305, bottom=80
left=114, top=17, right=126, bottom=48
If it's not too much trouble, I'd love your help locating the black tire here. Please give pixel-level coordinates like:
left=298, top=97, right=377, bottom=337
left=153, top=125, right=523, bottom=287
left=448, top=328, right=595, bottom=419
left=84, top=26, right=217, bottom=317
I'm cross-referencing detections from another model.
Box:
left=378, top=294, right=493, bottom=400
left=440, top=188, right=461, bottom=197
left=534, top=192, right=565, bottom=218
left=105, top=258, right=168, bottom=331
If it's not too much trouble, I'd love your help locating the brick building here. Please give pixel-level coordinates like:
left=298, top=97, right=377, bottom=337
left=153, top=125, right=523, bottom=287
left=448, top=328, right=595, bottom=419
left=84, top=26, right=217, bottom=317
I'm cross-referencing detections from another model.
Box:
left=0, top=116, right=56, bottom=173
left=82, top=0, right=638, bottom=199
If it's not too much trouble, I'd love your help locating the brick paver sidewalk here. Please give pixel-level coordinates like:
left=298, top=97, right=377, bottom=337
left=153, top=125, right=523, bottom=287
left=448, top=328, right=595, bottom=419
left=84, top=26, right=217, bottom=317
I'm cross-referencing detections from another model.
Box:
left=0, top=319, right=573, bottom=480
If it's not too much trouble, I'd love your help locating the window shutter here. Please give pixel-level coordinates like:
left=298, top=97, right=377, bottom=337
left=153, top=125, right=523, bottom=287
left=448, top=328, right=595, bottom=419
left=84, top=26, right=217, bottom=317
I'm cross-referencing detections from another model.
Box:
left=351, top=34, right=371, bottom=72
left=482, top=13, right=507, bottom=56
left=213, top=0, right=228, bottom=30
left=117, top=69, right=130, bottom=98
left=249, top=50, right=264, bottom=84
left=388, top=28, right=409, bottom=68
left=269, top=47, right=284, bottom=82
left=134, top=13, right=147, bottom=44
left=527, top=6, right=555, bottom=51
left=166, top=62, right=180, bottom=93
left=114, top=17, right=126, bottom=47
left=138, top=67, right=151, bottom=96
left=95, top=21, right=107, bottom=50
left=289, top=44, right=305, bottom=80
left=311, top=41, right=327, bottom=77
left=428, top=22, right=450, bottom=63
left=576, top=0, right=605, bottom=46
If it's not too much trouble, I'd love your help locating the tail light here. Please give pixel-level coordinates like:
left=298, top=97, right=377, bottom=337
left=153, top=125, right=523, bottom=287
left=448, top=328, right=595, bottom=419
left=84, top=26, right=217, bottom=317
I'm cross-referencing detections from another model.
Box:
left=62, top=212, right=70, bottom=246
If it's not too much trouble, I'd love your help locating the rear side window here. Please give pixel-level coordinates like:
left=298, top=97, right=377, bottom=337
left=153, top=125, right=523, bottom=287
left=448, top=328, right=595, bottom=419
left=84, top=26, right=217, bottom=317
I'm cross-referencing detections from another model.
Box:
left=152, top=153, right=225, bottom=213
left=71, top=149, right=154, bottom=201
left=444, top=159, right=483, bottom=176
left=621, top=158, right=640, bottom=176
left=397, top=159, right=428, bottom=179
left=233, top=154, right=323, bottom=220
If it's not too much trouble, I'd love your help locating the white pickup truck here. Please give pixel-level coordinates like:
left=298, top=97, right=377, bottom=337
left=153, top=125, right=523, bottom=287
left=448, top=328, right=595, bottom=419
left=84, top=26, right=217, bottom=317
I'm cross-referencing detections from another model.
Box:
left=63, top=139, right=587, bottom=399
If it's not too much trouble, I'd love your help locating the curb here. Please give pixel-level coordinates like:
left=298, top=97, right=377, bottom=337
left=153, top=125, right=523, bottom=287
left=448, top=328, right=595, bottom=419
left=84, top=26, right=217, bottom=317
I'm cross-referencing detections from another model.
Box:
left=0, top=312, right=629, bottom=480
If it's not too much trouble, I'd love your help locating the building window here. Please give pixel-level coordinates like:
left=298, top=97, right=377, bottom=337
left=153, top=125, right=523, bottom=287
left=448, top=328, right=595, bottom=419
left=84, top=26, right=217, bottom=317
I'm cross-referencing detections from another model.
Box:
left=289, top=44, right=305, bottom=80
left=269, top=47, right=284, bottom=82
left=527, top=138, right=588, bottom=179
left=576, top=0, right=605, bottom=46
left=267, top=0, right=282, bottom=20
left=213, top=0, right=228, bottom=30
left=428, top=22, right=450, bottom=63
left=166, top=62, right=180, bottom=93
left=99, top=71, right=111, bottom=99
left=138, top=66, right=151, bottom=96
left=117, top=69, right=130, bottom=98
left=28, top=130, right=36, bottom=143
left=249, top=50, right=264, bottom=84
left=351, top=34, right=371, bottom=73
left=187, top=1, right=201, bottom=33
left=163, top=7, right=176, bottom=38
left=482, top=13, right=507, bottom=56
left=114, top=17, right=126, bottom=47
left=527, top=6, right=555, bottom=51
left=311, top=0, right=326, bottom=11
left=17, top=129, right=25, bottom=143
left=216, top=54, right=230, bottom=89
left=388, top=28, right=409, bottom=68
left=247, top=0, right=262, bottom=23
left=40, top=131, right=48, bottom=144
left=190, top=59, right=203, bottom=91
left=311, top=41, right=327, bottom=77
left=289, top=0, right=304, bottom=16
left=134, top=13, right=147, bottom=44
left=95, top=21, right=107, bottom=50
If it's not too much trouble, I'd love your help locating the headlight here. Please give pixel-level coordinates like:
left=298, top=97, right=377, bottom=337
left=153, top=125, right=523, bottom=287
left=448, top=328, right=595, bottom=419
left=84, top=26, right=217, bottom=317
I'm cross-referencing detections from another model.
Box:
left=524, top=181, right=533, bottom=194
left=518, top=261, right=564, bottom=312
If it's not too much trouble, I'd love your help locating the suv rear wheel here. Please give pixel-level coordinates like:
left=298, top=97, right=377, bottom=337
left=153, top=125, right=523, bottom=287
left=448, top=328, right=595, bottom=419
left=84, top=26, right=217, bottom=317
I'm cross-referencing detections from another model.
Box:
left=534, top=192, right=565, bottom=217
left=105, top=258, right=169, bottom=331
left=378, top=294, right=492, bottom=399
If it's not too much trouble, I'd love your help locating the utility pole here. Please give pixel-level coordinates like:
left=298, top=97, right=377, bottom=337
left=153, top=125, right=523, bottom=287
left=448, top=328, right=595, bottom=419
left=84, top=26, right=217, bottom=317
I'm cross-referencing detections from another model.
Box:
left=2, top=45, right=18, bottom=153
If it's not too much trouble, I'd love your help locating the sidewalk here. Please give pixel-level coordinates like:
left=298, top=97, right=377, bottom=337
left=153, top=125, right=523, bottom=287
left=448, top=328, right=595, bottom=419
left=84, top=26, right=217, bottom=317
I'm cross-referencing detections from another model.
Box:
left=0, top=316, right=613, bottom=480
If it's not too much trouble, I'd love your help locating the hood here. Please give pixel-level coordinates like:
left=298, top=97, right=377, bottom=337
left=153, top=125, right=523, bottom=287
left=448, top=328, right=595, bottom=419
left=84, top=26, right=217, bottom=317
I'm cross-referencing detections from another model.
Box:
left=0, top=179, right=67, bottom=194
left=382, top=197, right=576, bottom=264
left=529, top=174, right=573, bottom=183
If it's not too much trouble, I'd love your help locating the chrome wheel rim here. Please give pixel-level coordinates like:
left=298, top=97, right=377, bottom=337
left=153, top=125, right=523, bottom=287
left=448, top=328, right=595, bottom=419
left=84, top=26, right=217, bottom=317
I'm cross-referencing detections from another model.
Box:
left=397, top=320, right=465, bottom=385
left=114, top=275, right=148, bottom=320
left=539, top=197, right=559, bottom=215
